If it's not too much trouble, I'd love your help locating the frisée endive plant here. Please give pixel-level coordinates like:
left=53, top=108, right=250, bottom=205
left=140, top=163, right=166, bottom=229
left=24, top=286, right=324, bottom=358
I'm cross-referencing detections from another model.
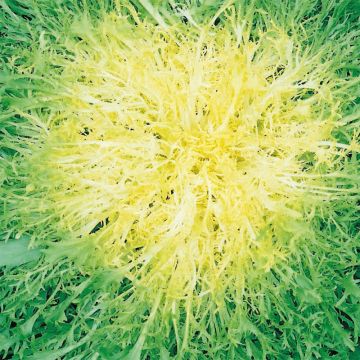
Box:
left=0, top=0, right=359, bottom=359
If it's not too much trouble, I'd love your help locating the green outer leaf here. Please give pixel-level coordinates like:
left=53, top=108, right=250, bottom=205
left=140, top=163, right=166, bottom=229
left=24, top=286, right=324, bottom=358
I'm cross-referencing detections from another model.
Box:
left=0, top=237, right=41, bottom=267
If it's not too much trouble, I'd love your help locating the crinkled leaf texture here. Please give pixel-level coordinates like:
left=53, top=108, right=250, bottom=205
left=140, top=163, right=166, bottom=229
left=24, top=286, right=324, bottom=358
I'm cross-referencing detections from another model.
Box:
left=0, top=0, right=359, bottom=359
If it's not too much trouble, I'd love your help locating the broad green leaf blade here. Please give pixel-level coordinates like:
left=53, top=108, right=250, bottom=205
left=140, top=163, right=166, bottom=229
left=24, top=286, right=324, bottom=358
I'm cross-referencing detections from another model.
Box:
left=0, top=237, right=41, bottom=267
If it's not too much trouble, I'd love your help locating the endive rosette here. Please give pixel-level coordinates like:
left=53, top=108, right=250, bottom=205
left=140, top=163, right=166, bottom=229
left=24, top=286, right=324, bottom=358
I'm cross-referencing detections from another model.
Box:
left=0, top=1, right=359, bottom=359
